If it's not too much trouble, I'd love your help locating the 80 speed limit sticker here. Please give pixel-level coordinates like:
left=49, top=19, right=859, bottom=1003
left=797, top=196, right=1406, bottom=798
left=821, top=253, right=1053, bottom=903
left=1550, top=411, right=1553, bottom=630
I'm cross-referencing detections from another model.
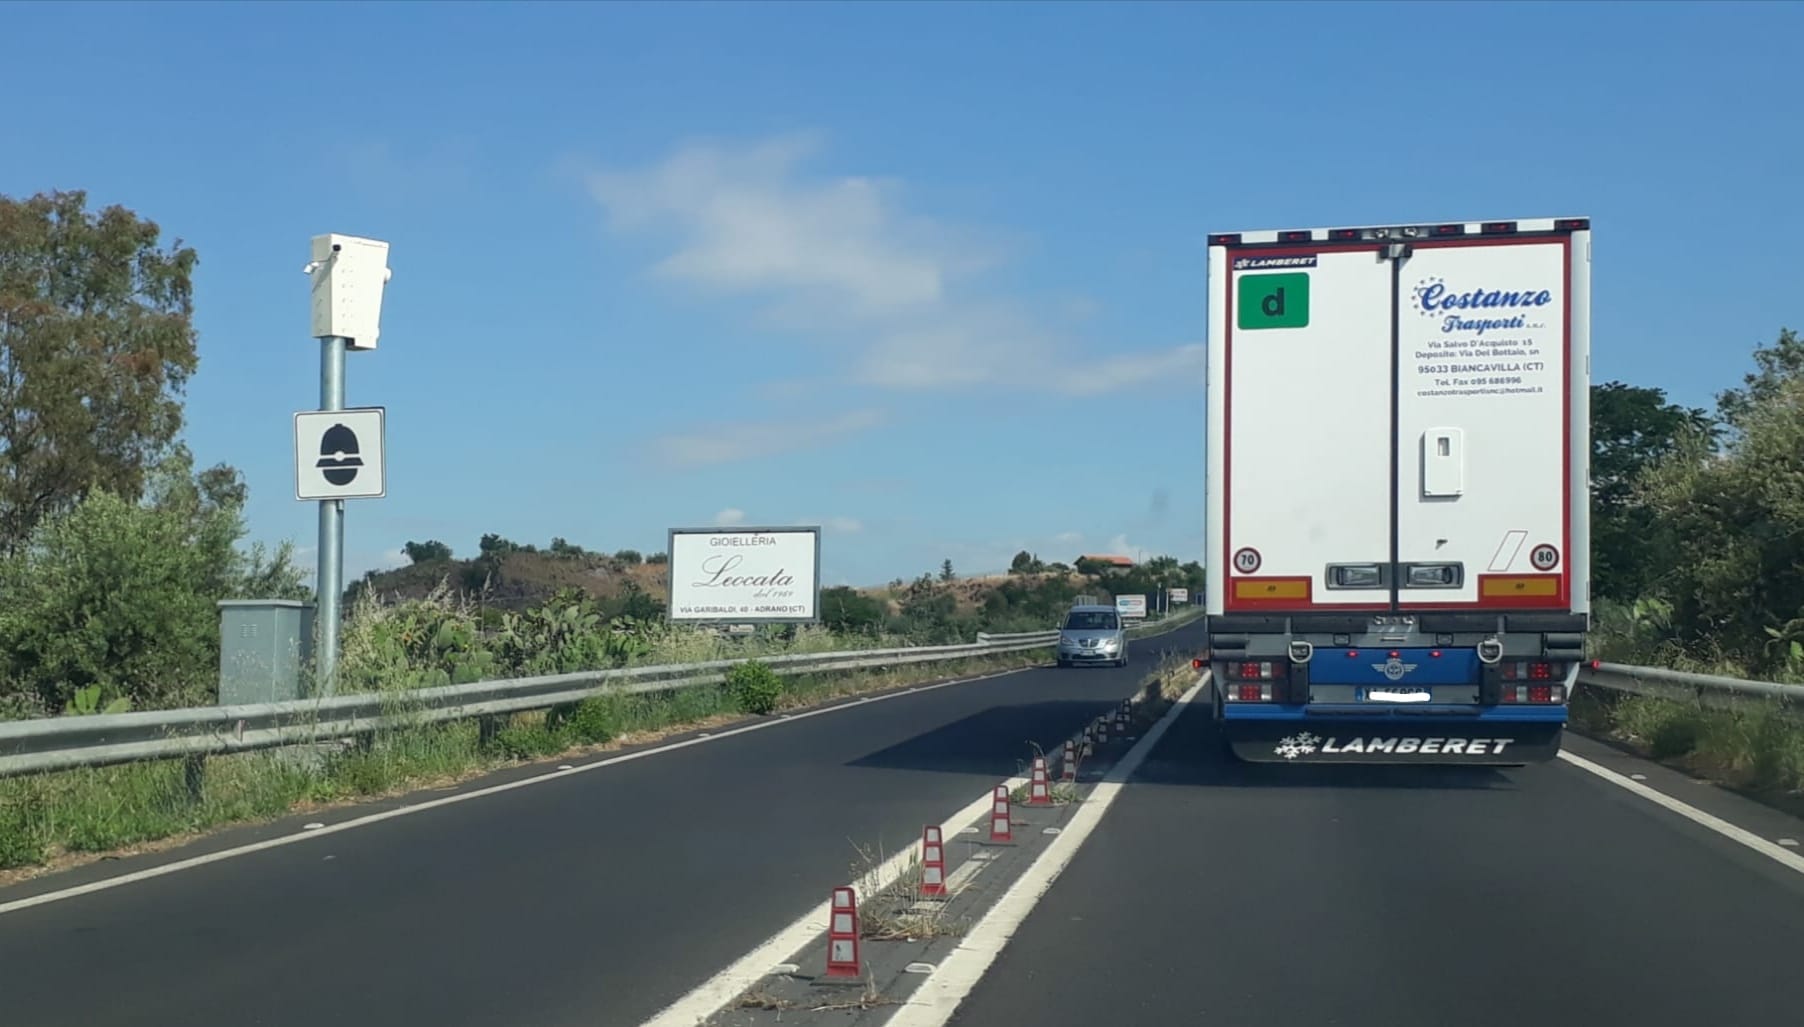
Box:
left=1529, top=543, right=1560, bottom=571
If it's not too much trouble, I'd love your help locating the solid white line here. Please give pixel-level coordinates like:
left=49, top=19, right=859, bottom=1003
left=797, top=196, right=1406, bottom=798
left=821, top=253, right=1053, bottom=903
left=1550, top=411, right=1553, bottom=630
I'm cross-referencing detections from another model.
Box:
left=886, top=674, right=1210, bottom=1027
left=1556, top=750, right=1804, bottom=876
left=637, top=773, right=1029, bottom=1027
left=0, top=664, right=1042, bottom=918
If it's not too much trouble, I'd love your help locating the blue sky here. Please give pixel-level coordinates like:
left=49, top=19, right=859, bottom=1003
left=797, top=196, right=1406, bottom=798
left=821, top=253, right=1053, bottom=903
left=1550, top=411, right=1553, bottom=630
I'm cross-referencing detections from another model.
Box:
left=3, top=0, right=1799, bottom=588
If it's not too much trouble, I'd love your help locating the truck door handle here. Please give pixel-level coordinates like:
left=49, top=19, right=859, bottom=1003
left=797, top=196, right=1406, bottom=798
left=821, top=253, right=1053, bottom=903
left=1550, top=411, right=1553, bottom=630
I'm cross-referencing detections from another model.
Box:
left=1422, top=427, right=1464, bottom=498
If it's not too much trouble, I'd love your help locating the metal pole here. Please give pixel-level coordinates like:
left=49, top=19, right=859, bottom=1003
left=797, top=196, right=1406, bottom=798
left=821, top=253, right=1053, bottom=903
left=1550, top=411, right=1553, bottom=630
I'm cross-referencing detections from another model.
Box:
left=315, top=335, right=347, bottom=695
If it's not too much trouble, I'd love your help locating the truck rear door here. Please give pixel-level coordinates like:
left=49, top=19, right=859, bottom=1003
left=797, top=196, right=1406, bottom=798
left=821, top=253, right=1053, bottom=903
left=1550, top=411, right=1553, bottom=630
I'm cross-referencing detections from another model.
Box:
left=1394, top=233, right=1578, bottom=612
left=1215, top=220, right=1586, bottom=614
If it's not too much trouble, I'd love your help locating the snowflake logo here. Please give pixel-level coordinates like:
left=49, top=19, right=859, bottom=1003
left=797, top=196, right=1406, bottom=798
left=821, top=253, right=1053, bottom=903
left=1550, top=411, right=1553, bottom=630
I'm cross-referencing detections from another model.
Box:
left=1273, top=732, right=1322, bottom=760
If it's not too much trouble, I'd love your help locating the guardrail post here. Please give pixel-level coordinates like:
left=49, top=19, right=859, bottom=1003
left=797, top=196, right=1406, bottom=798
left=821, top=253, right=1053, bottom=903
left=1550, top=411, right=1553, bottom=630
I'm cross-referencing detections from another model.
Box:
left=477, top=714, right=501, bottom=749
left=183, top=754, right=205, bottom=803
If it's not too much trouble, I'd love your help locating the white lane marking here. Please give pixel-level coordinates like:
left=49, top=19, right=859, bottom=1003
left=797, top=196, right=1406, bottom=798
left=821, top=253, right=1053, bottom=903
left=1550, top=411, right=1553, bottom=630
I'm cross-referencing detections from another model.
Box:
left=1556, top=750, right=1804, bottom=876
left=0, top=664, right=1051, bottom=918
left=886, top=674, right=1209, bottom=1027
left=636, top=772, right=1030, bottom=1027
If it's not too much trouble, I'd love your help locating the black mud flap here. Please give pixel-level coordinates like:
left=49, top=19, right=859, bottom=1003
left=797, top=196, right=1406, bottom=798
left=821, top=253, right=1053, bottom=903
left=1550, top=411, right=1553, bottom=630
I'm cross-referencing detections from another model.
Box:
left=1224, top=719, right=1564, bottom=765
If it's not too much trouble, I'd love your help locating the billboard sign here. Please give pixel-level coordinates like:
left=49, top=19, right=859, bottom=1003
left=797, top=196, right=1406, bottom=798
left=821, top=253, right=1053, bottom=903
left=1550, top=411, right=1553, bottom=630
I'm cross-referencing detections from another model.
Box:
left=1115, top=594, right=1148, bottom=619
left=667, top=526, right=821, bottom=624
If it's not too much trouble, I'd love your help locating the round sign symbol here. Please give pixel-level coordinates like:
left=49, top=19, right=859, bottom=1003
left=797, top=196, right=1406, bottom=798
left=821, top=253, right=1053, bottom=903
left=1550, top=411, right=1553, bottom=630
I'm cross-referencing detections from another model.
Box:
left=1233, top=547, right=1262, bottom=574
left=1529, top=543, right=1560, bottom=571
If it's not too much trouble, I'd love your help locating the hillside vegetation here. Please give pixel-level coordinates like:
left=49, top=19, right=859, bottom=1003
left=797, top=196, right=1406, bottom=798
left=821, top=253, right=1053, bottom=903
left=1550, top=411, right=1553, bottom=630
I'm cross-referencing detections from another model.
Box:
left=352, top=536, right=1205, bottom=644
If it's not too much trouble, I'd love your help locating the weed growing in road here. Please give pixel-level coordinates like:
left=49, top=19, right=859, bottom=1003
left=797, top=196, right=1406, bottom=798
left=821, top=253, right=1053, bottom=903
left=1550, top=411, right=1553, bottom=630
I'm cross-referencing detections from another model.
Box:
left=845, top=839, right=967, bottom=942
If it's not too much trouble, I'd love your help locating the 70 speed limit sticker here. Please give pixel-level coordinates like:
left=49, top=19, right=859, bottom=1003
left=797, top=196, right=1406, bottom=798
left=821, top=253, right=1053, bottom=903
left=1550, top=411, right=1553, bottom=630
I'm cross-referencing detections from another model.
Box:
left=1232, top=547, right=1262, bottom=574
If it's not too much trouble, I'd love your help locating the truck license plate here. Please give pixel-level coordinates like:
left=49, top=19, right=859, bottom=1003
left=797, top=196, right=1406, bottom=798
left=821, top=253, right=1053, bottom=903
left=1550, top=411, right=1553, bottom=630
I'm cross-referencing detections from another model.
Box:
left=1365, top=687, right=1431, bottom=703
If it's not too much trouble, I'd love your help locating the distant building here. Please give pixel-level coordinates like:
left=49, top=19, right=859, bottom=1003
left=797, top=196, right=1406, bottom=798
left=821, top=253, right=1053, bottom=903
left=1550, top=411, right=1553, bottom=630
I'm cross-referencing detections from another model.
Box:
left=1076, top=554, right=1135, bottom=568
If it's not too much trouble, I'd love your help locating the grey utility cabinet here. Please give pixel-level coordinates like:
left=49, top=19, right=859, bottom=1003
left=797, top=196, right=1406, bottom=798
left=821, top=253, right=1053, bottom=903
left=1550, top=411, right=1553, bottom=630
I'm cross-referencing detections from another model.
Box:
left=217, top=599, right=316, bottom=705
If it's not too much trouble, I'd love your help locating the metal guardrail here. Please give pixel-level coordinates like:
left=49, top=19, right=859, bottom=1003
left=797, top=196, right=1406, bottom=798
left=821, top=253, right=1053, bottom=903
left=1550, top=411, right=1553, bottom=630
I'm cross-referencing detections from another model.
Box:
left=0, top=634, right=1065, bottom=779
left=1579, top=661, right=1804, bottom=711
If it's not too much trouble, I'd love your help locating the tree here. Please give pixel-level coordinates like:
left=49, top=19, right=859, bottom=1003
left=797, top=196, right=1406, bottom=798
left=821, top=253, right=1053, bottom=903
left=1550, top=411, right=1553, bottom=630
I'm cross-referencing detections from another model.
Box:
left=403, top=539, right=454, bottom=564
left=1715, top=327, right=1804, bottom=437
left=1588, top=381, right=1714, bottom=601
left=1009, top=549, right=1045, bottom=575
left=0, top=450, right=306, bottom=715
left=1633, top=328, right=1804, bottom=671
left=0, top=190, right=203, bottom=555
left=819, top=586, right=885, bottom=634
left=615, top=549, right=643, bottom=565
left=479, top=533, right=529, bottom=556
left=939, top=558, right=955, bottom=582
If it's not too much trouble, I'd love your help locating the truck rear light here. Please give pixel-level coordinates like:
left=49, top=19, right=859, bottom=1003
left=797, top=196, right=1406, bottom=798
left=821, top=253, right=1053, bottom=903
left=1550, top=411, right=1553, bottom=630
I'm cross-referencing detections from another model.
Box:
left=1480, top=221, right=1519, bottom=234
left=1432, top=223, right=1465, bottom=236
left=1500, top=683, right=1565, bottom=704
left=1328, top=228, right=1359, bottom=240
left=1330, top=564, right=1383, bottom=588
left=1502, top=660, right=1564, bottom=681
left=1404, top=563, right=1462, bottom=588
left=1555, top=218, right=1590, bottom=231
left=1279, top=230, right=1311, bottom=242
left=1192, top=658, right=1206, bottom=669
left=1208, top=233, right=1243, bottom=246
left=1236, top=683, right=1271, bottom=702
left=1236, top=661, right=1281, bottom=680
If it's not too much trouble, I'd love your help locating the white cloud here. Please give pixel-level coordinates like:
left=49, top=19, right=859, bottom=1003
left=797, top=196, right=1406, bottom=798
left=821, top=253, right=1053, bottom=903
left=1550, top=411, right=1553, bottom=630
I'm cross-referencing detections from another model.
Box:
left=586, top=133, right=975, bottom=315
left=584, top=134, right=1198, bottom=397
left=650, top=408, right=887, bottom=468
left=713, top=507, right=746, bottom=526
left=1054, top=531, right=1084, bottom=545
left=1106, top=534, right=1145, bottom=560
left=806, top=515, right=863, bottom=534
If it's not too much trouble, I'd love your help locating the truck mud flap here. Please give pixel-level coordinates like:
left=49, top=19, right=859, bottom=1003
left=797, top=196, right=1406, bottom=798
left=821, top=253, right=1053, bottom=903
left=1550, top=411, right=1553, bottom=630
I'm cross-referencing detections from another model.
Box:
left=1224, top=719, right=1563, bottom=765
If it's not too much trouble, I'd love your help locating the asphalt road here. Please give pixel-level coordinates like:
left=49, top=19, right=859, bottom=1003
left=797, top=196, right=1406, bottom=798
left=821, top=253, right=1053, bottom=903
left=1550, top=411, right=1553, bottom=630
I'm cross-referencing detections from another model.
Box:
left=0, top=623, right=1204, bottom=1027
left=944, top=688, right=1804, bottom=1027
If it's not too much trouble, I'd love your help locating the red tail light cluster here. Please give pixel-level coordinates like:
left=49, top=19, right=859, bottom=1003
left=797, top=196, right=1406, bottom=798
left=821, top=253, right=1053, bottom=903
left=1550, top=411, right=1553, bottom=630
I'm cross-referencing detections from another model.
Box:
left=1502, top=661, right=1563, bottom=682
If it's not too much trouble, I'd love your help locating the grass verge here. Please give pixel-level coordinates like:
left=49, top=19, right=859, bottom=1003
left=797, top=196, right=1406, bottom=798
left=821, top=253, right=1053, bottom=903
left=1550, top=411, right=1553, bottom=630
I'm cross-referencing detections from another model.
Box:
left=0, top=611, right=1207, bottom=878
left=1570, top=686, right=1804, bottom=813
left=0, top=649, right=1050, bottom=877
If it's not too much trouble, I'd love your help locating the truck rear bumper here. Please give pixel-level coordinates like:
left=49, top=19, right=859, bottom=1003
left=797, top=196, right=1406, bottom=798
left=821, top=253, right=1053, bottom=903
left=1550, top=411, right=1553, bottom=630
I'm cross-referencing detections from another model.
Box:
left=1220, top=711, right=1564, bottom=764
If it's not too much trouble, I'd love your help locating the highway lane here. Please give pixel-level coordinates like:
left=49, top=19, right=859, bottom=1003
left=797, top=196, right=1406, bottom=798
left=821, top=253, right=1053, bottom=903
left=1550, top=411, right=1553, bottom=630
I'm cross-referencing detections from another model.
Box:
left=0, top=622, right=1205, bottom=1027
left=942, top=688, right=1804, bottom=1027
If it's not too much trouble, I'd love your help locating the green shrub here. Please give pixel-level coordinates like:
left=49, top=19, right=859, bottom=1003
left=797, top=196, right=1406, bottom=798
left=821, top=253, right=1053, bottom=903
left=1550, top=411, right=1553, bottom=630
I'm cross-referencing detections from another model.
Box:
left=725, top=660, right=784, bottom=715
left=563, top=696, right=620, bottom=744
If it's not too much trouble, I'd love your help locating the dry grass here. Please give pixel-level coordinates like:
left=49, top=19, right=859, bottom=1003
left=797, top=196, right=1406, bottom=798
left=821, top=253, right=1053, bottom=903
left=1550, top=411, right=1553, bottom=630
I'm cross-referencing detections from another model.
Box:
left=845, top=840, right=969, bottom=942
